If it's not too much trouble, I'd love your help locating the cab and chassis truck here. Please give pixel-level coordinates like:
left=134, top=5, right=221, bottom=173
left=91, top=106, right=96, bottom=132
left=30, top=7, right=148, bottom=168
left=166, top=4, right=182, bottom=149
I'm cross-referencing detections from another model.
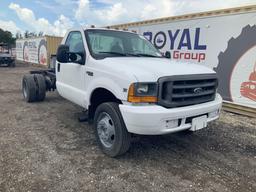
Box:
left=22, top=28, right=222, bottom=157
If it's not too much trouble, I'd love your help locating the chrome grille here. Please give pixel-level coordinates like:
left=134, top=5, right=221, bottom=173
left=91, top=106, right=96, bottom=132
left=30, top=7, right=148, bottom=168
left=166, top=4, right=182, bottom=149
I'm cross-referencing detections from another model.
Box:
left=158, top=74, right=218, bottom=108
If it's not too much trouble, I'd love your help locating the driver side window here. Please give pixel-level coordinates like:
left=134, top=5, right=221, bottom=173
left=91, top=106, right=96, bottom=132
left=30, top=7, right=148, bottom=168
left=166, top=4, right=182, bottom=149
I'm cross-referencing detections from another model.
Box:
left=88, top=33, right=124, bottom=53
left=65, top=31, right=86, bottom=62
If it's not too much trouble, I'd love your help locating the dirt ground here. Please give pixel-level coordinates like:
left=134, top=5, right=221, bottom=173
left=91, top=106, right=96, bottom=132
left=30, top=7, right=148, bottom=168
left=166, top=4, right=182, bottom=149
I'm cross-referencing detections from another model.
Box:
left=0, top=64, right=255, bottom=192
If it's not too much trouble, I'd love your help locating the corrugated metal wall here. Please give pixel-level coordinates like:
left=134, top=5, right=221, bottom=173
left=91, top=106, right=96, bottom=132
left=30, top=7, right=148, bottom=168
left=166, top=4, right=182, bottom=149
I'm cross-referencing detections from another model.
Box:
left=107, top=5, right=256, bottom=29
left=46, top=36, right=62, bottom=67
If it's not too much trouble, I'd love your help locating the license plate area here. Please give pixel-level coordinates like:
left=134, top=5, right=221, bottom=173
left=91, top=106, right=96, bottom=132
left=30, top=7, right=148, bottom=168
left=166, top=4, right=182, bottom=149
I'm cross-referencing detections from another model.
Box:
left=190, top=115, right=207, bottom=131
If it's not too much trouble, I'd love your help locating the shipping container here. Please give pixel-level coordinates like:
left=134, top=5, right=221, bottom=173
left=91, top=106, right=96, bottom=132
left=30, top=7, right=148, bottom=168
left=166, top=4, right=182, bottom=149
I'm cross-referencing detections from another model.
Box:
left=107, top=5, right=256, bottom=110
left=16, top=35, right=62, bottom=67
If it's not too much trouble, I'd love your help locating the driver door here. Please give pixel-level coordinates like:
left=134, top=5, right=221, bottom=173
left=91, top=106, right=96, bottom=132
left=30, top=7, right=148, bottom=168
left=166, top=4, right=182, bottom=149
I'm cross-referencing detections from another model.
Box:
left=56, top=31, right=87, bottom=107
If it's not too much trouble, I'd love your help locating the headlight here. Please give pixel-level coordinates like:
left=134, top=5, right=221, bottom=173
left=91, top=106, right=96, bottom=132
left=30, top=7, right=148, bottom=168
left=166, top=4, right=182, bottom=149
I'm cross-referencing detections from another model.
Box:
left=137, top=84, right=149, bottom=94
left=128, top=82, right=158, bottom=103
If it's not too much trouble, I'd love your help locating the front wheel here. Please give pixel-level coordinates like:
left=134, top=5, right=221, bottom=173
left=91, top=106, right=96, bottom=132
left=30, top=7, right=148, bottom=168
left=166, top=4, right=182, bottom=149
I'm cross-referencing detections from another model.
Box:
left=94, top=102, right=131, bottom=157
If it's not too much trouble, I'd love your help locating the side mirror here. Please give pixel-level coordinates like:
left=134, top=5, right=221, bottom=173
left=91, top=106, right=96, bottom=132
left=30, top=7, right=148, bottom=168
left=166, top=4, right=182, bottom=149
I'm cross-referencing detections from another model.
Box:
left=69, top=52, right=77, bottom=62
left=75, top=52, right=85, bottom=65
left=57, top=45, right=69, bottom=63
left=165, top=51, right=171, bottom=59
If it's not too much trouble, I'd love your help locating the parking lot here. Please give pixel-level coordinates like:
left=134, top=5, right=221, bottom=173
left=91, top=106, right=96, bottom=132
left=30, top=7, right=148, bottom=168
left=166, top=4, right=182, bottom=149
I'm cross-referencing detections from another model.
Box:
left=0, top=64, right=255, bottom=192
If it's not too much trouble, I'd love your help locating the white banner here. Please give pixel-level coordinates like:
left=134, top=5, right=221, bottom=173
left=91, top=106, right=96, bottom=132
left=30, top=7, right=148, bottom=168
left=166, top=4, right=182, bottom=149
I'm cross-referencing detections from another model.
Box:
left=16, top=37, right=47, bottom=65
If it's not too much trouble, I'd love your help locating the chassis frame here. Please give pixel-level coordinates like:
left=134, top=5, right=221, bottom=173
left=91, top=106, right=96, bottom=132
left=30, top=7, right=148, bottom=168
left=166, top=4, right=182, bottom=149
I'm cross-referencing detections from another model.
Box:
left=29, top=69, right=56, bottom=91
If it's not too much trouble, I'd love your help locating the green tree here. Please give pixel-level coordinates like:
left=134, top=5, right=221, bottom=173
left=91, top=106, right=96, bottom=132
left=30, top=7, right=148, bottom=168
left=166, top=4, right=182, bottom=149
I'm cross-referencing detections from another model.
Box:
left=0, top=28, right=16, bottom=45
left=24, top=30, right=29, bottom=38
left=38, top=31, right=44, bottom=37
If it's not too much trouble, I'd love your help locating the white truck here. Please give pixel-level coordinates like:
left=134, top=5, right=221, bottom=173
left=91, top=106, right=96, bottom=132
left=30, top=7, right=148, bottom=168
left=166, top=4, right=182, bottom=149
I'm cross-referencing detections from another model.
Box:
left=0, top=43, right=15, bottom=67
left=22, top=27, right=222, bottom=157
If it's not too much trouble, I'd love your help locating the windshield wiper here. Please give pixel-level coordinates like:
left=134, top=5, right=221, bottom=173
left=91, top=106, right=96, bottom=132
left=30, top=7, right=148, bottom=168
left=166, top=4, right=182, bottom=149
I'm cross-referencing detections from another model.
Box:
left=98, top=51, right=143, bottom=57
left=98, top=51, right=127, bottom=56
left=134, top=53, right=163, bottom=58
left=98, top=51, right=162, bottom=58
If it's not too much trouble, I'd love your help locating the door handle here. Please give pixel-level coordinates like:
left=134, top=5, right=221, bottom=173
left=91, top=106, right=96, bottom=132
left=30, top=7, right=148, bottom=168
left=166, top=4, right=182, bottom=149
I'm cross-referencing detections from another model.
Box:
left=57, top=63, right=60, bottom=72
left=86, top=71, right=93, bottom=76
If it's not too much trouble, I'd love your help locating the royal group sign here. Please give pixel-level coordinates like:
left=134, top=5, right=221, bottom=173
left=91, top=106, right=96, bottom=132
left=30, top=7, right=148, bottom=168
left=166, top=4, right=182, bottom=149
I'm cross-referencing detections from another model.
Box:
left=143, top=27, right=207, bottom=62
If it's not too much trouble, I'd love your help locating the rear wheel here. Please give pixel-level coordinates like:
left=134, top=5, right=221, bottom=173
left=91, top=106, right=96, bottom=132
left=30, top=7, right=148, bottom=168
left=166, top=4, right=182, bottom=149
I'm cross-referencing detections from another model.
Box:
left=34, top=74, right=46, bottom=101
left=22, top=75, right=37, bottom=102
left=94, top=102, right=131, bottom=157
left=22, top=74, right=46, bottom=102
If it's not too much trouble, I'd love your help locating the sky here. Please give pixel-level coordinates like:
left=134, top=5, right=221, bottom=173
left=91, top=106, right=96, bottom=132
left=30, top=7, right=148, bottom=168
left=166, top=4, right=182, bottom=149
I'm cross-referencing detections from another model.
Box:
left=0, top=0, right=256, bottom=37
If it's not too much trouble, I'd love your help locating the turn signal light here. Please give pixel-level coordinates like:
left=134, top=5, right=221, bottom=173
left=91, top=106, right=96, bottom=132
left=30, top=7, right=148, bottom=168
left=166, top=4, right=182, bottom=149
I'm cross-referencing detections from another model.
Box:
left=127, top=84, right=158, bottom=103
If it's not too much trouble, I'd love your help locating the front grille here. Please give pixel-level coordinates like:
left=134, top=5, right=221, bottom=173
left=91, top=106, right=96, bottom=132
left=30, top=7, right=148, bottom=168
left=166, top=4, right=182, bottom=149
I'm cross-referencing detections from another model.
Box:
left=158, top=74, right=218, bottom=108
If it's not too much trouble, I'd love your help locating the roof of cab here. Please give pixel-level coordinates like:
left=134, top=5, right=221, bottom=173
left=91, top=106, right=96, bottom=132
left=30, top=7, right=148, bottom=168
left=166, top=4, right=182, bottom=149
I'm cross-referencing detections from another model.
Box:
left=83, top=27, right=137, bottom=34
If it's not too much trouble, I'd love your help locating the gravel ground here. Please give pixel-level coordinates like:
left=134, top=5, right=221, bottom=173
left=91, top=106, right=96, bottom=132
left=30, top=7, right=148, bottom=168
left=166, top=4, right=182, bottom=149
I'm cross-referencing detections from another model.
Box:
left=0, top=64, right=255, bottom=192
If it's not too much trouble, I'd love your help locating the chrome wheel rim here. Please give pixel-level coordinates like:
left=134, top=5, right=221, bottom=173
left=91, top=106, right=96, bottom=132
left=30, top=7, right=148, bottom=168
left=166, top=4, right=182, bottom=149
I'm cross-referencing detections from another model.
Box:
left=97, top=112, right=115, bottom=148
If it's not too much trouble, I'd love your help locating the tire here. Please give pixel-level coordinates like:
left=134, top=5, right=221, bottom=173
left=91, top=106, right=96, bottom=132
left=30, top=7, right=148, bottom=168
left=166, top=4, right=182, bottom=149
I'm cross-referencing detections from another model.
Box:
left=34, top=74, right=46, bottom=101
left=94, top=102, right=131, bottom=157
left=215, top=25, right=256, bottom=101
left=9, top=61, right=15, bottom=67
left=22, top=75, right=37, bottom=102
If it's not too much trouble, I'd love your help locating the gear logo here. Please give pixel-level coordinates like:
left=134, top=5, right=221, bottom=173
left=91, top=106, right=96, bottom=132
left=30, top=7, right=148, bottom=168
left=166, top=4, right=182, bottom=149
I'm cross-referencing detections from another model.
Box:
left=215, top=25, right=256, bottom=106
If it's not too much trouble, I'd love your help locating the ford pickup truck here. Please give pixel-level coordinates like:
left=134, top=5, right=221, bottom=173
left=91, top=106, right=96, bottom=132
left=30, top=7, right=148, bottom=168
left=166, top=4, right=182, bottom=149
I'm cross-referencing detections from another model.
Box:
left=22, top=27, right=222, bottom=157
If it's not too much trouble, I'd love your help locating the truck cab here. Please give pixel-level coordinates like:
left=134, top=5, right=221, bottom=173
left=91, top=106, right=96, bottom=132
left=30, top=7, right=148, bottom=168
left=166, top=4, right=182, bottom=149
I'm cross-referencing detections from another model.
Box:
left=22, top=27, right=222, bottom=157
left=0, top=43, right=15, bottom=67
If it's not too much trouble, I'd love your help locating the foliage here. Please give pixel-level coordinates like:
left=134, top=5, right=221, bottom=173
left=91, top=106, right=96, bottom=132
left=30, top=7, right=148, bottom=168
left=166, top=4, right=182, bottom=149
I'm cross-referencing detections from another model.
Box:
left=15, top=31, right=44, bottom=39
left=0, top=28, right=44, bottom=46
left=0, top=28, right=16, bottom=45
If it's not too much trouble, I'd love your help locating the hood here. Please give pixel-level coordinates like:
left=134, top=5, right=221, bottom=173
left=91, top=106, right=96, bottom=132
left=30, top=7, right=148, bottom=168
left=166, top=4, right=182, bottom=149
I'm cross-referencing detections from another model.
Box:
left=0, top=53, right=12, bottom=57
left=96, top=57, right=215, bottom=82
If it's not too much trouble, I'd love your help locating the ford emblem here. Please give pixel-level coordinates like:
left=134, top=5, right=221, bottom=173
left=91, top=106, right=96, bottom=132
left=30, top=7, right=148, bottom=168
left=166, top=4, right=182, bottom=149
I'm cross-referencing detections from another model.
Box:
left=194, top=87, right=203, bottom=94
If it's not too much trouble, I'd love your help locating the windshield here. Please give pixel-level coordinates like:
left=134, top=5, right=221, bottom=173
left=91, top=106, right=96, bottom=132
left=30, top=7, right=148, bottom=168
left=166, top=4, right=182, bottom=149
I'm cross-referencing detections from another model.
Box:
left=85, top=29, right=163, bottom=59
left=0, top=45, right=9, bottom=54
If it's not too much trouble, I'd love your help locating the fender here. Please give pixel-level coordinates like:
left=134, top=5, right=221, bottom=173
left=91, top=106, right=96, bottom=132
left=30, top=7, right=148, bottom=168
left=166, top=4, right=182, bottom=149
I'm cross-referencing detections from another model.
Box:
left=84, top=76, right=129, bottom=109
